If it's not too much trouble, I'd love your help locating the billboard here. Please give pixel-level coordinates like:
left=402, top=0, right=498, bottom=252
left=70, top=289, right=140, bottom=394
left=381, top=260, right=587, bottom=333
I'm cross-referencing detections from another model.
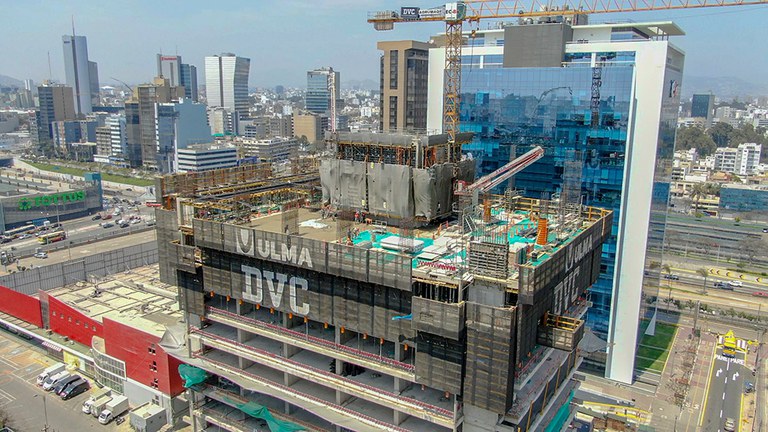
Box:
left=400, top=7, right=420, bottom=20
left=419, top=6, right=445, bottom=18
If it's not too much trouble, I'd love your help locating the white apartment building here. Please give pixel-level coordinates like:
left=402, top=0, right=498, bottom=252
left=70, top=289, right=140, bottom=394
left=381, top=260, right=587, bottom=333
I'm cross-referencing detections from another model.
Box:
left=176, top=143, right=238, bottom=172
left=237, top=137, right=298, bottom=162
left=715, top=143, right=761, bottom=175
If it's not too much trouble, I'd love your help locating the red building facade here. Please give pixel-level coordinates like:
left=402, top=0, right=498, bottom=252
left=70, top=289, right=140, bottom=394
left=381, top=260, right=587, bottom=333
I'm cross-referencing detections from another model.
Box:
left=102, top=317, right=185, bottom=396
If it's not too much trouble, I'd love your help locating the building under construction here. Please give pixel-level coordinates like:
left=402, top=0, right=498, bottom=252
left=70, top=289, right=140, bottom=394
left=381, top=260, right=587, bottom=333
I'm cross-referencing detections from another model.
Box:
left=155, top=132, right=612, bottom=432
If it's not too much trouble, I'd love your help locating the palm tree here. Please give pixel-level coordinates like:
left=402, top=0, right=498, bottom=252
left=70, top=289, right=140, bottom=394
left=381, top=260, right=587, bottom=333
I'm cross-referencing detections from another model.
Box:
left=689, top=183, right=707, bottom=216
left=696, top=267, right=709, bottom=294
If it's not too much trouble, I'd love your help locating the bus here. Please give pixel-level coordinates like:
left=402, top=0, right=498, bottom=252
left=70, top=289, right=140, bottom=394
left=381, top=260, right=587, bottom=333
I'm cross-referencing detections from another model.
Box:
left=38, top=231, right=67, bottom=245
left=145, top=201, right=162, bottom=208
left=3, top=224, right=36, bottom=239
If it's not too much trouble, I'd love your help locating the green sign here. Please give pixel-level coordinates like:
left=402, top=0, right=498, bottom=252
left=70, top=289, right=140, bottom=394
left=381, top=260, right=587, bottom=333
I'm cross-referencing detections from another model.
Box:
left=18, top=191, right=86, bottom=211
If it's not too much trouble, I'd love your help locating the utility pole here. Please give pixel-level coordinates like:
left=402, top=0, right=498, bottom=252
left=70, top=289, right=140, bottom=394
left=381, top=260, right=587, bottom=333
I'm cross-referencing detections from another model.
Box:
left=35, top=393, right=49, bottom=432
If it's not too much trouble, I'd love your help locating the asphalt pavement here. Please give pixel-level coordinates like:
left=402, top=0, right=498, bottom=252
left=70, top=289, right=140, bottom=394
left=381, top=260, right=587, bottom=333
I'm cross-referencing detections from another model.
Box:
left=0, top=332, right=119, bottom=431
left=702, top=347, right=746, bottom=432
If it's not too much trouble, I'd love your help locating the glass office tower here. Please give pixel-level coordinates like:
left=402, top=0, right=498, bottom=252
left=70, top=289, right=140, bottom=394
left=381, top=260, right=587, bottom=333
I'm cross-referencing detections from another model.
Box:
left=461, top=64, right=635, bottom=333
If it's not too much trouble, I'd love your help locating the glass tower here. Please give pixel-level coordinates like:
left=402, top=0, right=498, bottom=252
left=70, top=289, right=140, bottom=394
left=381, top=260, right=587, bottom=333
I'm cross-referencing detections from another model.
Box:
left=461, top=64, right=635, bottom=333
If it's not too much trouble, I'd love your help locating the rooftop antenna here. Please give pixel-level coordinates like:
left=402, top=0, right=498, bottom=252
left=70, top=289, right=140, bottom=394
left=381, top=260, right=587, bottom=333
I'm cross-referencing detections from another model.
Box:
left=71, top=15, right=76, bottom=36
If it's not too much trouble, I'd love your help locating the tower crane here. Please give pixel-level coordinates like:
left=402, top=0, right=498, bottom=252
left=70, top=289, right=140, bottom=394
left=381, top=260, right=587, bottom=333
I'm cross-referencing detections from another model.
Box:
left=369, top=0, right=768, bottom=147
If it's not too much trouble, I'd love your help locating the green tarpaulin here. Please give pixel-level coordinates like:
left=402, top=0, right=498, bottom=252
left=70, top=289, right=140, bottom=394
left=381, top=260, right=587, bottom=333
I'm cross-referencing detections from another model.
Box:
left=177, top=365, right=304, bottom=432
left=222, top=396, right=305, bottom=432
left=178, top=364, right=209, bottom=388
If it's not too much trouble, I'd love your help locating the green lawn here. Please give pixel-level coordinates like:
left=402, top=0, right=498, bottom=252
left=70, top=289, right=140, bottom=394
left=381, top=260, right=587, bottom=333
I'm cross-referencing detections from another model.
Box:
left=24, top=161, right=155, bottom=187
left=635, top=356, right=667, bottom=373
left=634, top=321, right=677, bottom=373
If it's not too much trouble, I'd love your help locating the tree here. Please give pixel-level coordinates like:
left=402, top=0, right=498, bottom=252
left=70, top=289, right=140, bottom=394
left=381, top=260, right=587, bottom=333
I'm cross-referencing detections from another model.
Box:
left=689, top=183, right=708, bottom=212
left=696, top=267, right=709, bottom=294
left=676, top=126, right=717, bottom=156
left=707, top=122, right=734, bottom=148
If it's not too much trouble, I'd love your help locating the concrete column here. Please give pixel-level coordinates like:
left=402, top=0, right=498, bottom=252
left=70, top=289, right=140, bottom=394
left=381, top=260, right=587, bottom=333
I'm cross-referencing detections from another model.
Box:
left=283, top=341, right=300, bottom=358
left=335, top=389, right=350, bottom=405
left=284, top=371, right=299, bottom=387
left=394, top=409, right=409, bottom=426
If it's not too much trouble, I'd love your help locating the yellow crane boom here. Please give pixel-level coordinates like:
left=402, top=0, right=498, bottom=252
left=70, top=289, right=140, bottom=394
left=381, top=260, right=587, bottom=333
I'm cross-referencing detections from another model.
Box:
left=368, top=0, right=768, bottom=145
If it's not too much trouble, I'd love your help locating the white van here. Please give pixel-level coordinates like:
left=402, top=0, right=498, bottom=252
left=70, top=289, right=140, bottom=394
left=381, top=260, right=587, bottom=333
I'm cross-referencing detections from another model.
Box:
left=36, top=362, right=66, bottom=386
left=42, top=371, right=70, bottom=391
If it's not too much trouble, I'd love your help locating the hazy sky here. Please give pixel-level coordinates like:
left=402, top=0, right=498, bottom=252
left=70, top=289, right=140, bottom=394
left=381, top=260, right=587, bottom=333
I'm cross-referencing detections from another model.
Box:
left=3, top=0, right=767, bottom=90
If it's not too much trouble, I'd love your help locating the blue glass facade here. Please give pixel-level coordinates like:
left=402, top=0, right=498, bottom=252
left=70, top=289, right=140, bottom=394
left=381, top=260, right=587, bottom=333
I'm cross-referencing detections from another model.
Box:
left=460, top=65, right=635, bottom=333
left=720, top=186, right=768, bottom=212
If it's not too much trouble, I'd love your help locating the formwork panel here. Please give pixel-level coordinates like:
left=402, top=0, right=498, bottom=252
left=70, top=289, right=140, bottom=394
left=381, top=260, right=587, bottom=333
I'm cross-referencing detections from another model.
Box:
left=415, top=351, right=463, bottom=394
left=411, top=297, right=464, bottom=340
left=463, top=302, right=516, bottom=414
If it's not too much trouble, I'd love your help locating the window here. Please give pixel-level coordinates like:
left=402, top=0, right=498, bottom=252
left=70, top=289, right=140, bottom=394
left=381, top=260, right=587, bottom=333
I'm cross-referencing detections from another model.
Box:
left=52, top=311, right=57, bottom=317
left=84, top=323, right=88, bottom=329
left=68, top=317, right=72, bottom=323
left=148, top=345, right=156, bottom=355
left=150, top=361, right=158, bottom=372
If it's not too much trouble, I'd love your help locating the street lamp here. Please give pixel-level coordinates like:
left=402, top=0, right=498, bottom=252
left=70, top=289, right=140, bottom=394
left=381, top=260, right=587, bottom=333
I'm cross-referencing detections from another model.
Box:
left=34, top=393, right=49, bottom=432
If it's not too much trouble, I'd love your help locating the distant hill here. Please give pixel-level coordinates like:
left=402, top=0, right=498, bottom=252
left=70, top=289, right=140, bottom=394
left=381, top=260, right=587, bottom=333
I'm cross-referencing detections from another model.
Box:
left=0, top=74, right=23, bottom=88
left=681, top=75, right=768, bottom=100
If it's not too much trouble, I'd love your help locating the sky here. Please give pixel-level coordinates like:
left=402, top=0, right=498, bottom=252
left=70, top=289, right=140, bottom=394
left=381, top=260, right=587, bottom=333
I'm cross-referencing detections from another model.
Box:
left=2, top=0, right=768, bottom=90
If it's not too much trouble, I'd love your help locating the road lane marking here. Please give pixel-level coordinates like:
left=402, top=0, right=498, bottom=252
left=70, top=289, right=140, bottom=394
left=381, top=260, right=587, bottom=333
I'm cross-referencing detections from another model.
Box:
left=725, top=377, right=728, bottom=384
left=720, top=409, right=723, bottom=418
left=723, top=392, right=726, bottom=400
left=700, top=344, right=719, bottom=426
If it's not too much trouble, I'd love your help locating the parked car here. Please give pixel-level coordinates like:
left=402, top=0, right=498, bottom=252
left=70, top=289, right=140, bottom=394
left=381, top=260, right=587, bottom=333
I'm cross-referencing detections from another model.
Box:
left=663, top=274, right=680, bottom=280
left=91, top=214, right=102, bottom=221
left=42, top=371, right=71, bottom=391
left=51, top=374, right=80, bottom=394
left=745, top=381, right=755, bottom=393
left=728, top=280, right=743, bottom=288
left=61, top=379, right=89, bottom=400
left=119, top=222, right=130, bottom=228
left=34, top=252, right=48, bottom=259
left=145, top=220, right=156, bottom=227
left=101, top=222, right=115, bottom=228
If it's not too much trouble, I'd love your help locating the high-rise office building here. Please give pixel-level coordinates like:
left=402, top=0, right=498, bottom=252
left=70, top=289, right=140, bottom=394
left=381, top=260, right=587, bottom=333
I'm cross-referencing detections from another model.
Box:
left=155, top=99, right=211, bottom=173
left=691, top=93, right=715, bottom=126
left=377, top=40, right=430, bottom=132
left=306, top=67, right=340, bottom=115
left=157, top=55, right=182, bottom=87
left=124, top=77, right=184, bottom=169
left=157, top=54, right=199, bottom=102
left=34, top=83, right=76, bottom=154
left=204, top=53, right=250, bottom=118
left=428, top=21, right=684, bottom=384
left=62, top=34, right=98, bottom=115
left=88, top=61, right=100, bottom=106
left=306, top=68, right=340, bottom=133
left=180, top=63, right=198, bottom=101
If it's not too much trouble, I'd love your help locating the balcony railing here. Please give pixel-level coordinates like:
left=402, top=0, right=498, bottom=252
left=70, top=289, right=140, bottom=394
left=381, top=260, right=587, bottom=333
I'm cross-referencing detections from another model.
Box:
left=207, top=307, right=415, bottom=373
left=192, top=327, right=454, bottom=423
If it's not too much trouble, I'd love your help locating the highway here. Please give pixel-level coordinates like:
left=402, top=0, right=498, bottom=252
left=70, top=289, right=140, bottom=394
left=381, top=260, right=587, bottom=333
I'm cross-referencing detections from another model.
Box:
left=701, top=347, right=747, bottom=432
left=0, top=200, right=156, bottom=260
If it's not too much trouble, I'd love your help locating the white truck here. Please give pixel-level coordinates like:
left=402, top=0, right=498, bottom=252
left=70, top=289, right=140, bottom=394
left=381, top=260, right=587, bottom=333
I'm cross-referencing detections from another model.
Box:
left=98, top=394, right=128, bottom=425
left=81, top=387, right=110, bottom=414
left=36, top=362, right=66, bottom=386
left=83, top=393, right=112, bottom=416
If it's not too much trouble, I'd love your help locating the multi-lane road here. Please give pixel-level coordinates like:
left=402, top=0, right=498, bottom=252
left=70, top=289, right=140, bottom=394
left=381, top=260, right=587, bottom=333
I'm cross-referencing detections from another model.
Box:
left=1, top=200, right=156, bottom=260
left=701, top=347, right=748, bottom=432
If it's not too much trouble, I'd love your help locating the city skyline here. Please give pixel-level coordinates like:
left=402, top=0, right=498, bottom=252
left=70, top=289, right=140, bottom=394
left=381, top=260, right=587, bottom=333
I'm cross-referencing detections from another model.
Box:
left=2, top=0, right=768, bottom=91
